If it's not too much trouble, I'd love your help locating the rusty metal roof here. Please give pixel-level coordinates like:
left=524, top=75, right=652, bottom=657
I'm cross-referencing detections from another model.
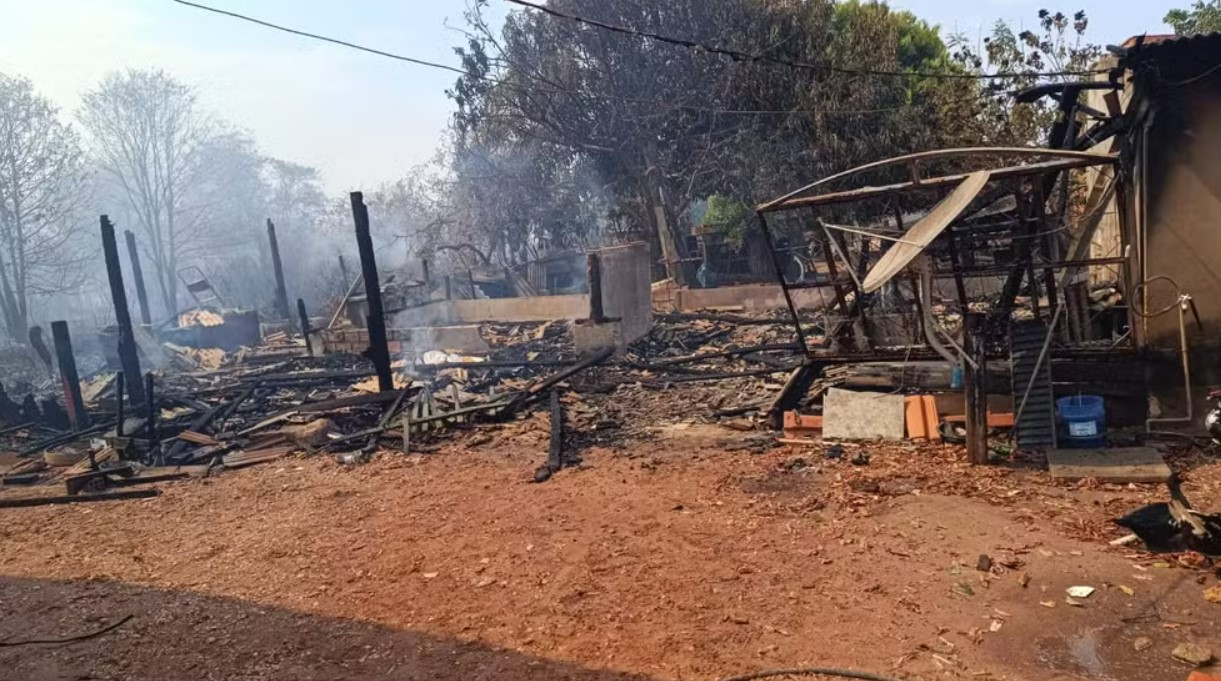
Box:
left=1121, top=32, right=1221, bottom=79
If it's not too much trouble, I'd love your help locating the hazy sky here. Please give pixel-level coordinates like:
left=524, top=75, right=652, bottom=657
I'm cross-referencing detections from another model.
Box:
left=0, top=0, right=1180, bottom=194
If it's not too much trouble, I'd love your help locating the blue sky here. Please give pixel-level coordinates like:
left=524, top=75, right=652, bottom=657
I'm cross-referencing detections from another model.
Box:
left=0, top=0, right=1180, bottom=193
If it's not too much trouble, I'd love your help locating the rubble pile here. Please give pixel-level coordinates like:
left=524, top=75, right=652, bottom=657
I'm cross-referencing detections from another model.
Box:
left=0, top=308, right=816, bottom=505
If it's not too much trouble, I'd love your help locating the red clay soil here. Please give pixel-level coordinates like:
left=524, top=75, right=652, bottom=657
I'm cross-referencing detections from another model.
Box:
left=1, top=430, right=1219, bottom=681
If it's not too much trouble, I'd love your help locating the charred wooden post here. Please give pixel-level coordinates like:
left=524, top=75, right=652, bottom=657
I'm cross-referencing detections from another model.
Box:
left=101, top=216, right=144, bottom=407
left=963, top=313, right=989, bottom=464
left=297, top=298, right=314, bottom=356
left=587, top=252, right=606, bottom=323
left=350, top=192, right=394, bottom=392
left=145, top=372, right=160, bottom=463
left=123, top=230, right=153, bottom=326
left=267, top=218, right=291, bottom=323
left=114, top=371, right=125, bottom=439
left=421, top=258, right=431, bottom=287
left=50, top=321, right=88, bottom=431
left=338, top=254, right=350, bottom=284
left=444, top=275, right=453, bottom=300
left=944, top=227, right=969, bottom=312
left=28, top=326, right=52, bottom=377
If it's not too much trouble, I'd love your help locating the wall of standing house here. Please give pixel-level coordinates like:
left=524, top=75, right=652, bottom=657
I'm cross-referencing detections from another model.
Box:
left=1140, top=83, right=1221, bottom=347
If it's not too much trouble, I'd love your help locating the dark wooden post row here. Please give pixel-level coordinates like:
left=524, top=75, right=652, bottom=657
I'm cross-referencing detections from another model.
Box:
left=963, top=313, right=989, bottom=465
left=349, top=192, right=393, bottom=392
left=50, top=321, right=88, bottom=430
left=297, top=298, right=314, bottom=356
left=267, top=218, right=291, bottom=323
left=123, top=230, right=153, bottom=326
left=101, top=216, right=144, bottom=407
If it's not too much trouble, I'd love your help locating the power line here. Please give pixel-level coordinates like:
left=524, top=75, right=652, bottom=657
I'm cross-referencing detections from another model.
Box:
left=165, top=0, right=1005, bottom=117
left=503, top=0, right=1107, bottom=81
left=168, top=0, right=467, bottom=74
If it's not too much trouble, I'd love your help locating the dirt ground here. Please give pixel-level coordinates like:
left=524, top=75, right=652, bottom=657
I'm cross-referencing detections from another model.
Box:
left=1, top=428, right=1220, bottom=681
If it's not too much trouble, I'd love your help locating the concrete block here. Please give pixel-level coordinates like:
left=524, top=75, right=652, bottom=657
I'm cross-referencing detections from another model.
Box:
left=574, top=320, right=623, bottom=355
left=1047, top=447, right=1171, bottom=483
left=822, top=388, right=906, bottom=441
left=593, top=242, right=652, bottom=344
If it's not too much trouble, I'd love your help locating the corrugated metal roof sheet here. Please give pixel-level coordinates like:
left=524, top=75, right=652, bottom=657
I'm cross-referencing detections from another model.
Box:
left=1123, top=31, right=1221, bottom=63
left=1120, top=32, right=1221, bottom=81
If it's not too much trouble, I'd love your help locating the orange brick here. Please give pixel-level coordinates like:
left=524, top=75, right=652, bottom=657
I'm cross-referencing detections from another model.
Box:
left=783, top=411, right=822, bottom=438
left=905, top=396, right=927, bottom=439
left=905, top=395, right=942, bottom=441
left=922, top=395, right=941, bottom=442
left=1188, top=672, right=1221, bottom=681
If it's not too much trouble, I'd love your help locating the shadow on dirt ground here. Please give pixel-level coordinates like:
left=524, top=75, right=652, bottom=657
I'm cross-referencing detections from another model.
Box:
left=0, top=575, right=657, bottom=681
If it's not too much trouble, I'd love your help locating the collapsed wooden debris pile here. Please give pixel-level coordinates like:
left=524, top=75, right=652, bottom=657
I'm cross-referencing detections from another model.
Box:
left=0, top=305, right=828, bottom=504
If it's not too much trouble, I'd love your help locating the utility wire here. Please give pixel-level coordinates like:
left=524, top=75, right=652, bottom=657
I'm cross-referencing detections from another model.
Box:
left=504, top=0, right=1106, bottom=81
left=165, top=0, right=1008, bottom=117
left=168, top=0, right=467, bottom=74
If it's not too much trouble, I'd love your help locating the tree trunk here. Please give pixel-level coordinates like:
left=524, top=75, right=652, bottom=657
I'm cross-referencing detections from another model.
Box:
left=0, top=253, right=27, bottom=342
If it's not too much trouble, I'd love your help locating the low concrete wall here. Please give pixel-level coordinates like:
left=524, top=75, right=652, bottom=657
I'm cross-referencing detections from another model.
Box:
left=392, top=300, right=455, bottom=329
left=672, top=284, right=834, bottom=313
left=321, top=324, right=491, bottom=355
left=451, top=294, right=590, bottom=323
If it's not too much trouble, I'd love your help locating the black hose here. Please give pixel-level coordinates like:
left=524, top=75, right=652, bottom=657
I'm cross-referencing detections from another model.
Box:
left=720, top=668, right=906, bottom=681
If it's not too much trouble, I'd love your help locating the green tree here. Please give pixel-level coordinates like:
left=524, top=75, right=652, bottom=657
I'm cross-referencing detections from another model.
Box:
left=1165, top=0, right=1221, bottom=36
left=947, top=9, right=1101, bottom=148
left=449, top=0, right=986, bottom=270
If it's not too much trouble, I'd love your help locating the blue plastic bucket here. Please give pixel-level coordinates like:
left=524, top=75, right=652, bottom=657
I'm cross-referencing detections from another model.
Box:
left=1057, top=395, right=1106, bottom=448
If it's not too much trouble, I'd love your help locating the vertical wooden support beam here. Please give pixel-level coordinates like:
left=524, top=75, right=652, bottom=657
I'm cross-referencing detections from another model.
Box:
left=296, top=298, right=314, bottom=356
left=50, top=321, right=88, bottom=430
left=101, top=216, right=144, bottom=407
left=944, top=227, right=970, bottom=312
left=421, top=258, right=431, bottom=287
left=114, top=372, right=126, bottom=439
left=963, top=313, right=989, bottom=465
left=444, top=275, right=453, bottom=301
left=350, top=192, right=393, bottom=392
left=267, top=218, right=291, bottom=322
left=587, top=252, right=606, bottom=323
left=123, top=230, right=152, bottom=326
left=1114, top=178, right=1141, bottom=347
left=145, top=372, right=159, bottom=464
left=338, top=255, right=350, bottom=288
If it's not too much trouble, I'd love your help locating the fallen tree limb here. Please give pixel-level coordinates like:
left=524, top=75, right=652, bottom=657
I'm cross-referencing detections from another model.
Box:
left=0, top=489, right=160, bottom=508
